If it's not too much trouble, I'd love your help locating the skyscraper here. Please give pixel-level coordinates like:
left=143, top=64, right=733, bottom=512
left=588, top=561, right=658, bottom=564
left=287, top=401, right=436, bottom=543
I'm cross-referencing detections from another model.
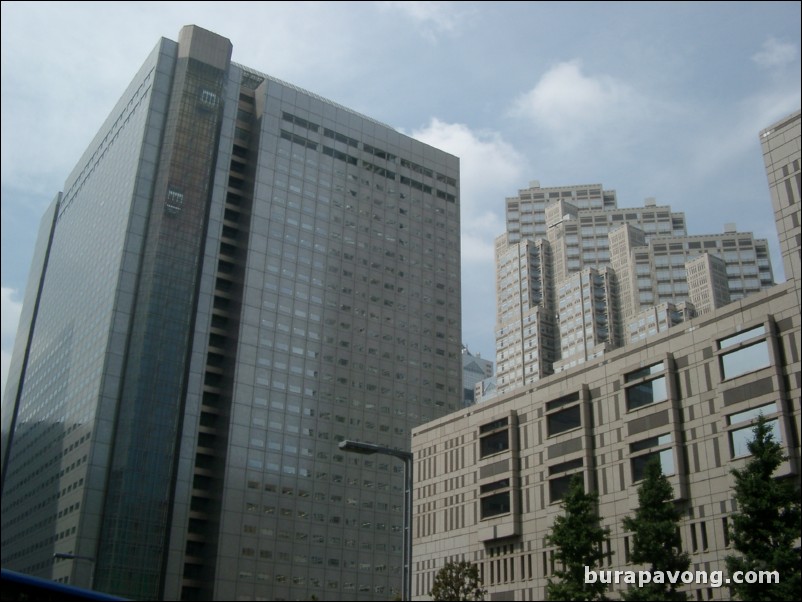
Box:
left=1, top=25, right=461, bottom=601
left=461, top=346, right=493, bottom=406
left=494, top=182, right=774, bottom=393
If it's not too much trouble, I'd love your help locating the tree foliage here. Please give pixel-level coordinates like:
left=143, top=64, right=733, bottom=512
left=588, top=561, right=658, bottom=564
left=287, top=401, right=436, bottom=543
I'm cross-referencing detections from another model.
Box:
left=430, top=560, right=486, bottom=602
left=621, top=459, right=690, bottom=601
left=725, top=415, right=801, bottom=601
left=546, top=475, right=610, bottom=601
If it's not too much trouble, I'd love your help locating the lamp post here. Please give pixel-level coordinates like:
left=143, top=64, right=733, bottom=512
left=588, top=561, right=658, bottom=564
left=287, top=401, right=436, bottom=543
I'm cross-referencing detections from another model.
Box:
left=339, top=440, right=413, bottom=601
left=53, top=552, right=96, bottom=589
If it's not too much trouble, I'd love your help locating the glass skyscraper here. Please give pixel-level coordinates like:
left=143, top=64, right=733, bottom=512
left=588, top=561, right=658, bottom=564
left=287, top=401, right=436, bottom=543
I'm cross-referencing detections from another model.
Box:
left=1, top=25, right=461, bottom=601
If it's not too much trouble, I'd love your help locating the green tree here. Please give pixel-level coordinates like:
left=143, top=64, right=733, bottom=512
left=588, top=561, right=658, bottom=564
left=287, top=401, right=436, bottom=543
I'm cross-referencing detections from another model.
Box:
left=621, top=459, right=690, bottom=601
left=430, top=560, right=486, bottom=601
left=726, top=415, right=801, bottom=601
left=546, top=475, right=610, bottom=601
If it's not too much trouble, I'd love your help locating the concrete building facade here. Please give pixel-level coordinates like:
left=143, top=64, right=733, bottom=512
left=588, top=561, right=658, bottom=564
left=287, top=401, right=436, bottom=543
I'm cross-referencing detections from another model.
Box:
left=626, top=301, right=696, bottom=345
left=1, top=25, right=461, bottom=601
left=686, top=253, right=731, bottom=316
left=553, top=266, right=618, bottom=373
left=413, top=111, right=801, bottom=601
left=760, top=109, right=801, bottom=305
left=495, top=235, right=555, bottom=389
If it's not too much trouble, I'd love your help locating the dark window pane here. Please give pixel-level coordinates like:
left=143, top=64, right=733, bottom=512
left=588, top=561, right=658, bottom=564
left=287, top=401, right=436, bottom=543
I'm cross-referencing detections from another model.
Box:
left=480, top=492, right=510, bottom=518
left=480, top=430, right=509, bottom=457
left=631, top=449, right=674, bottom=481
left=626, top=376, right=667, bottom=410
left=549, top=474, right=576, bottom=503
left=547, top=405, right=581, bottom=436
left=480, top=417, right=508, bottom=434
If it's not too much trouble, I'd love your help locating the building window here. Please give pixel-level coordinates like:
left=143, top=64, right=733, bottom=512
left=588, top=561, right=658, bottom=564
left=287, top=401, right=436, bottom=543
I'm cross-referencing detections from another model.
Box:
left=545, top=392, right=581, bottom=437
left=165, top=188, right=184, bottom=214
left=199, top=89, right=219, bottom=110
left=727, top=402, right=781, bottom=458
left=480, top=479, right=511, bottom=519
left=479, top=417, right=510, bottom=458
left=547, top=405, right=581, bottom=437
left=625, top=361, right=668, bottom=410
left=718, top=325, right=771, bottom=380
left=630, top=433, right=674, bottom=481
left=548, top=458, right=583, bottom=503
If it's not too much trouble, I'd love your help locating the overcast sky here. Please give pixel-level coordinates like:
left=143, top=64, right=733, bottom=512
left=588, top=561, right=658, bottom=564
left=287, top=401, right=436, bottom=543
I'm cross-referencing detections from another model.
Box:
left=2, top=1, right=800, bottom=402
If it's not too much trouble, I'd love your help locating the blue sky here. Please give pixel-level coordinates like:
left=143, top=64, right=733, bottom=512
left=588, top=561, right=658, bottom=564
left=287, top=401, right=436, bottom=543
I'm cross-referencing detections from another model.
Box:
left=2, top=1, right=800, bottom=401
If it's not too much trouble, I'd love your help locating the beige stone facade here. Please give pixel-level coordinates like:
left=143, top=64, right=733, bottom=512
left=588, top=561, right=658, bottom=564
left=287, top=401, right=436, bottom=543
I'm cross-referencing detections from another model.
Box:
left=687, top=253, right=731, bottom=316
left=414, top=111, right=801, bottom=601
left=761, top=110, right=801, bottom=304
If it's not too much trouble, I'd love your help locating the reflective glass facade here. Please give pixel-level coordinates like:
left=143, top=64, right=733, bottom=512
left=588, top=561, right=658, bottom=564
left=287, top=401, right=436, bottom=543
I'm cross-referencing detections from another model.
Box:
left=206, top=70, right=461, bottom=601
left=1, top=25, right=460, bottom=602
left=2, top=38, right=175, bottom=594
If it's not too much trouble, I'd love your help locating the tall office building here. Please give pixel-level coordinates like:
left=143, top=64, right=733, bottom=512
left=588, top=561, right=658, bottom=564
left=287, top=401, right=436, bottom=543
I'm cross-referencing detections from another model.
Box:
left=686, top=252, right=730, bottom=316
left=495, top=235, right=555, bottom=389
left=461, top=346, right=494, bottom=407
left=495, top=182, right=774, bottom=393
left=552, top=266, right=618, bottom=372
left=1, top=25, right=461, bottom=601
left=760, top=109, right=801, bottom=304
left=411, top=110, right=801, bottom=602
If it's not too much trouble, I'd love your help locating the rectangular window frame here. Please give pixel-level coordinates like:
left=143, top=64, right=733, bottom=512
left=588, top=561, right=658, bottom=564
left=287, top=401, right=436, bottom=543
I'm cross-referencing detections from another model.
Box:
left=546, top=404, right=582, bottom=437
left=624, top=361, right=668, bottom=411
left=479, top=417, right=510, bottom=459
left=629, top=433, right=675, bottom=482
left=479, top=479, right=512, bottom=519
left=165, top=187, right=185, bottom=214
left=726, top=401, right=781, bottom=458
left=547, top=457, right=584, bottom=504
left=717, top=324, right=772, bottom=381
left=545, top=391, right=583, bottom=439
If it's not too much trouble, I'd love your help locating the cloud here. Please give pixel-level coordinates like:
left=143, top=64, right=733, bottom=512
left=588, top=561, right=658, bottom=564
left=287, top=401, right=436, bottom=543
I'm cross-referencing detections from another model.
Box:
left=409, top=118, right=526, bottom=263
left=378, top=1, right=470, bottom=41
left=510, top=60, right=647, bottom=148
left=0, top=3, right=369, bottom=197
left=1, top=287, right=23, bottom=405
left=752, top=37, right=798, bottom=70
left=687, top=87, right=802, bottom=181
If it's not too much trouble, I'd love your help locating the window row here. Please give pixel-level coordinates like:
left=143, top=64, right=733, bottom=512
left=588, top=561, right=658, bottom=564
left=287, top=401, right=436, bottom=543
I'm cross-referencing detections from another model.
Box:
left=477, top=414, right=782, bottom=515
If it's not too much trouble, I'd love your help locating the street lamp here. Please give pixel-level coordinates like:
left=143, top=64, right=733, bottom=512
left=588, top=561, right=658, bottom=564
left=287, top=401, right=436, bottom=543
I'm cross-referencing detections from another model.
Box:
left=339, top=440, right=413, bottom=601
left=53, top=552, right=96, bottom=589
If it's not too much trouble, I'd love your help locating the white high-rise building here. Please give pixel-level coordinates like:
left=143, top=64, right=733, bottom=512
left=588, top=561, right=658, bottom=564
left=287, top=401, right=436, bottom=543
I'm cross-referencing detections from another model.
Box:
left=495, top=182, right=774, bottom=394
